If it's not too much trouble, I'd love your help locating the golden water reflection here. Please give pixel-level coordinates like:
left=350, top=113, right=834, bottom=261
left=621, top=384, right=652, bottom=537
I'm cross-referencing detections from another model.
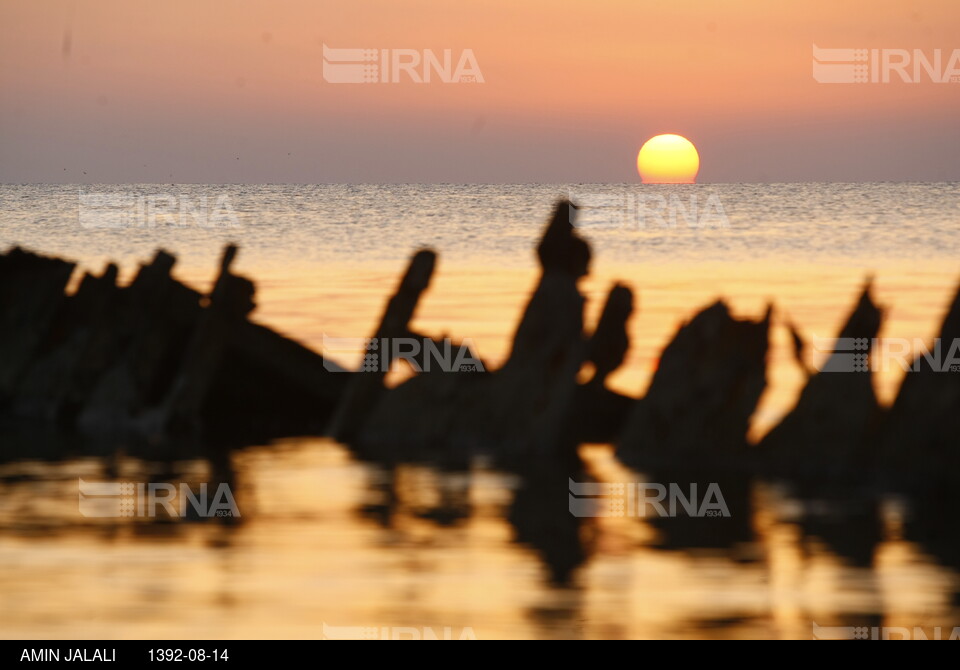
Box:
left=0, top=438, right=956, bottom=640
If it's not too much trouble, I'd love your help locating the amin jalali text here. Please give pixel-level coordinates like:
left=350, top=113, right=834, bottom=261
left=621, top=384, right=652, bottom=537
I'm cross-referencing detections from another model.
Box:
left=21, top=648, right=116, bottom=662
left=20, top=648, right=230, bottom=662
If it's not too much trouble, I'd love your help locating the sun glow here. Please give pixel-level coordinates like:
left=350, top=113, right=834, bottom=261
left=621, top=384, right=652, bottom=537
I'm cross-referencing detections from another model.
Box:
left=637, top=134, right=700, bottom=184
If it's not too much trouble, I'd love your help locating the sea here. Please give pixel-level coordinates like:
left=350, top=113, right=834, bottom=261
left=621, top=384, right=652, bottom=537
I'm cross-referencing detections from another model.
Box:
left=0, top=182, right=958, bottom=639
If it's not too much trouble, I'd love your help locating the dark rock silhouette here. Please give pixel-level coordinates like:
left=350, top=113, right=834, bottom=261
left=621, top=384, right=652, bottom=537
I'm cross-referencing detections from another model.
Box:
left=0, top=245, right=345, bottom=443
left=328, top=248, right=485, bottom=465
left=347, top=201, right=628, bottom=472
left=617, top=301, right=771, bottom=472
left=760, top=281, right=883, bottom=481
left=0, top=248, right=76, bottom=403
left=878, top=280, right=960, bottom=490
left=9, top=261, right=120, bottom=424
left=5, top=204, right=959, bottom=496
left=327, top=249, right=439, bottom=444
left=569, top=283, right=635, bottom=445
left=339, top=201, right=605, bottom=584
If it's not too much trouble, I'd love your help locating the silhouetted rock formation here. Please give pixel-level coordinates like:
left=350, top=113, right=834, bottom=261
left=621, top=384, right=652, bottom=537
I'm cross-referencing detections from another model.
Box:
left=617, top=301, right=771, bottom=472
left=878, top=280, right=960, bottom=490
left=6, top=199, right=960, bottom=590
left=760, top=281, right=883, bottom=481
left=328, top=249, right=439, bottom=444
left=345, top=201, right=633, bottom=472
left=0, top=245, right=345, bottom=444
left=328, top=248, right=485, bottom=465
left=0, top=248, right=76, bottom=403
left=569, top=284, right=635, bottom=444
left=6, top=200, right=960, bottom=497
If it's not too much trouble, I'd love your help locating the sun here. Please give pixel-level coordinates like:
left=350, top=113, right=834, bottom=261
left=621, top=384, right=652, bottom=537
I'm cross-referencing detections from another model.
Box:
left=637, top=134, right=700, bottom=184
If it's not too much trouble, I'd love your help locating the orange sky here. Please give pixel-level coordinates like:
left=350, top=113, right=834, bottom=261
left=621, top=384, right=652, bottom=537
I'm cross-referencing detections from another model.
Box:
left=1, top=0, right=958, bottom=182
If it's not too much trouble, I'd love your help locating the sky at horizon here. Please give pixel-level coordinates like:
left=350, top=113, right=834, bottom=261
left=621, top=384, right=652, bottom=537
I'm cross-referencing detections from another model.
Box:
left=1, top=0, right=958, bottom=184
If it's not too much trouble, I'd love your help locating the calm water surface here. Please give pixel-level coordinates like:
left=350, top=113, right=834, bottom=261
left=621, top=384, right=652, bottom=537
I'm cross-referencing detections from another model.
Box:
left=1, top=183, right=958, bottom=639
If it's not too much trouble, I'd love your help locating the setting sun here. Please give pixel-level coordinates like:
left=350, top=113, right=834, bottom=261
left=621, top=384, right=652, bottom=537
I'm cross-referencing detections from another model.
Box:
left=3, top=0, right=960, bottom=646
left=637, top=134, right=700, bottom=184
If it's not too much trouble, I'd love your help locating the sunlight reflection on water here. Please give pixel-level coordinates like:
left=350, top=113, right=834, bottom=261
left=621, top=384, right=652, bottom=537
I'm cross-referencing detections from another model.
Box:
left=1, top=184, right=958, bottom=638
